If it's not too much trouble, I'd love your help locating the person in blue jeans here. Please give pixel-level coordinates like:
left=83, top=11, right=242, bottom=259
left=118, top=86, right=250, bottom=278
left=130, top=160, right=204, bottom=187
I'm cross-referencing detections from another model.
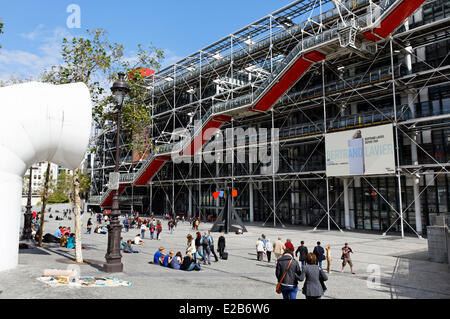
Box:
left=123, top=240, right=139, bottom=253
left=313, top=242, right=326, bottom=269
left=140, top=224, right=146, bottom=239
left=181, top=253, right=201, bottom=271
left=123, top=219, right=129, bottom=232
left=275, top=248, right=302, bottom=299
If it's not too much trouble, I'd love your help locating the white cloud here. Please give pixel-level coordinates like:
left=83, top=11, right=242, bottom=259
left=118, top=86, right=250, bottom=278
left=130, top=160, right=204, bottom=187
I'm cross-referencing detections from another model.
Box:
left=0, top=26, right=72, bottom=81
left=162, top=49, right=184, bottom=68
left=19, top=24, right=45, bottom=40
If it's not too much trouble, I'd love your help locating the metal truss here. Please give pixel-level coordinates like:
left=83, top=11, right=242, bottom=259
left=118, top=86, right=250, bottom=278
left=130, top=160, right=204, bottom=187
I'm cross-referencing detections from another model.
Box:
left=88, top=0, right=450, bottom=238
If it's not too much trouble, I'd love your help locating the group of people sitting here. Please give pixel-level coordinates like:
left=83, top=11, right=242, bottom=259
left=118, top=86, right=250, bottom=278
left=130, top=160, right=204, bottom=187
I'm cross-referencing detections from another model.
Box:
left=152, top=247, right=201, bottom=271
left=94, top=225, right=107, bottom=234
left=53, top=226, right=76, bottom=248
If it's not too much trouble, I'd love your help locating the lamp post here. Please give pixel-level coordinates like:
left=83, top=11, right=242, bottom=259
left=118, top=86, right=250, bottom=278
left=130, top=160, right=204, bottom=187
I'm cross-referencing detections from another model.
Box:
left=21, top=167, right=34, bottom=241
left=104, top=72, right=129, bottom=273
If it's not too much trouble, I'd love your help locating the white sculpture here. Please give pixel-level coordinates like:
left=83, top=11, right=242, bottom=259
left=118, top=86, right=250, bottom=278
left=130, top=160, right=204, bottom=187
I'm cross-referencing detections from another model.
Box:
left=0, top=82, right=92, bottom=272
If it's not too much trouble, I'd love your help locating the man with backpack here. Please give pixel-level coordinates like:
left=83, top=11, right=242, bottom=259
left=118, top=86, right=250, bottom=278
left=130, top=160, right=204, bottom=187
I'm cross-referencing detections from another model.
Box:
left=207, top=231, right=219, bottom=262
left=200, top=232, right=212, bottom=265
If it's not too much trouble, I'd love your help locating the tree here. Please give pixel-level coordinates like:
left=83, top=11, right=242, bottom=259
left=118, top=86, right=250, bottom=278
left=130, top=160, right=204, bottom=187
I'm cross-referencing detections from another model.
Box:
left=0, top=20, right=4, bottom=49
left=43, top=28, right=164, bottom=263
left=48, top=170, right=72, bottom=204
left=37, top=162, right=51, bottom=247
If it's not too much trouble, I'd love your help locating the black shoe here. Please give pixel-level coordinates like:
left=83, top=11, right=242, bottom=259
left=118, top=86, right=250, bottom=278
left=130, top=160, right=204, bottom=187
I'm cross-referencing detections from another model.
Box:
left=208, top=262, right=211, bottom=265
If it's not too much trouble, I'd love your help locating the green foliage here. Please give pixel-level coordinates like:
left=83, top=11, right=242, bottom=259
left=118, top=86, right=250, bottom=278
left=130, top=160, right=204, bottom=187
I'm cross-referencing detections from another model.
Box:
left=78, top=171, right=91, bottom=198
left=42, top=28, right=164, bottom=154
left=47, top=170, right=72, bottom=203
left=0, top=20, right=3, bottom=49
left=22, top=174, right=30, bottom=195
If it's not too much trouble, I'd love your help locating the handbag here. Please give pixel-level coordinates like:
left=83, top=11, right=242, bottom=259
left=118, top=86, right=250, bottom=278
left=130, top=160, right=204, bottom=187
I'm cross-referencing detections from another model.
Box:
left=276, top=257, right=293, bottom=294
left=319, top=271, right=327, bottom=292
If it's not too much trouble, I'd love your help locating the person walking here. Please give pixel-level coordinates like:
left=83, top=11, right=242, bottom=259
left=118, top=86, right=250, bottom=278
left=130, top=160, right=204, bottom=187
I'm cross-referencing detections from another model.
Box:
left=299, top=253, right=328, bottom=299
left=295, top=241, right=308, bottom=267
left=265, top=238, right=273, bottom=262
left=168, top=219, right=174, bottom=234
left=208, top=231, right=219, bottom=262
left=285, top=239, right=295, bottom=252
left=200, top=232, right=212, bottom=265
left=86, top=218, right=92, bottom=234
left=156, top=223, right=162, bottom=240
left=261, top=234, right=267, bottom=247
left=341, top=243, right=355, bottom=274
left=275, top=248, right=302, bottom=300
left=273, top=237, right=286, bottom=260
left=140, top=223, right=147, bottom=239
left=325, top=245, right=332, bottom=274
left=122, top=219, right=129, bottom=232
left=256, top=238, right=265, bottom=261
left=195, top=231, right=204, bottom=262
left=313, top=241, right=326, bottom=269
left=217, top=233, right=226, bottom=259
left=195, top=218, right=200, bottom=230
left=150, top=224, right=155, bottom=240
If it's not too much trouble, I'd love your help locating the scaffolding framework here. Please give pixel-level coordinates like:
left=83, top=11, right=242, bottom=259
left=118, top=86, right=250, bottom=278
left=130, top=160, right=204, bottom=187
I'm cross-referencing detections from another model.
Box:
left=88, top=0, right=450, bottom=237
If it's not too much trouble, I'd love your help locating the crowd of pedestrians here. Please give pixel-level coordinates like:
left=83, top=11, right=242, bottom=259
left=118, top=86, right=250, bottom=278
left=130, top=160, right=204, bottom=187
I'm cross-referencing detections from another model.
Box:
left=254, top=234, right=356, bottom=299
left=271, top=236, right=356, bottom=299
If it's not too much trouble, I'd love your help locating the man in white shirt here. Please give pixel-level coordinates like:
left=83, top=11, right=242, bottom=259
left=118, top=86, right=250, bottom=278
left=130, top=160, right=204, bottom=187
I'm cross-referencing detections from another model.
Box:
left=140, top=223, right=147, bottom=238
left=134, top=234, right=144, bottom=246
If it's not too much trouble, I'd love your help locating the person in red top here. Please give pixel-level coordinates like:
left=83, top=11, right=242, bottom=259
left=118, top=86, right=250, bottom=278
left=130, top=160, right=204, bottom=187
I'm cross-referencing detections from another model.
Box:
left=285, top=238, right=295, bottom=252
left=156, top=223, right=163, bottom=240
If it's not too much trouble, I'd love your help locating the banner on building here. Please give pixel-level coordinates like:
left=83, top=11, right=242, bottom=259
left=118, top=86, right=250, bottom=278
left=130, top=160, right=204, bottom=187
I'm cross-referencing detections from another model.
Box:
left=325, top=124, right=396, bottom=177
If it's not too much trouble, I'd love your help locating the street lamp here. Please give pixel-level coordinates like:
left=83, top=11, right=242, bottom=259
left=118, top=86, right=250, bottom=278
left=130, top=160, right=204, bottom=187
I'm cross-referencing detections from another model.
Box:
left=104, top=72, right=129, bottom=273
left=21, top=167, right=34, bottom=241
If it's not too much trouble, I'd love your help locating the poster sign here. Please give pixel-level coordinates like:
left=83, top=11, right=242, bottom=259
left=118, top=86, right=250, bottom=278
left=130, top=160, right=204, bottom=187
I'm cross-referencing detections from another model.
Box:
left=325, top=124, right=396, bottom=177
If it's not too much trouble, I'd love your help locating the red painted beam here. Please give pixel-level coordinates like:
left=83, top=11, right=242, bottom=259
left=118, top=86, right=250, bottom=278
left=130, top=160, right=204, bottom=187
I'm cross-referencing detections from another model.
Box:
left=250, top=50, right=325, bottom=112
left=101, top=184, right=129, bottom=208
left=182, top=115, right=230, bottom=156
left=364, top=0, right=426, bottom=41
left=304, top=50, right=326, bottom=62
left=135, top=157, right=169, bottom=186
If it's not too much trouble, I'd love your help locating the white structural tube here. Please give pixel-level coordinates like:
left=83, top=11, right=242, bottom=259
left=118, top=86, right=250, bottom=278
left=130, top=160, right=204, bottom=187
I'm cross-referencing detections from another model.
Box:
left=0, top=82, right=92, bottom=272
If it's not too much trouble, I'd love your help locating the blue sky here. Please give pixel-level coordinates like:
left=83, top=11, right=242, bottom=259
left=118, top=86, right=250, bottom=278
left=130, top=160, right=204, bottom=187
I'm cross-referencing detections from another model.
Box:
left=0, top=0, right=293, bottom=80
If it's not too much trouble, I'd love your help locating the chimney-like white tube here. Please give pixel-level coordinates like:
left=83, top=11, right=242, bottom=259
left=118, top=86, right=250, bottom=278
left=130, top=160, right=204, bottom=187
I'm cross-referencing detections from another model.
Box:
left=0, top=82, right=92, bottom=272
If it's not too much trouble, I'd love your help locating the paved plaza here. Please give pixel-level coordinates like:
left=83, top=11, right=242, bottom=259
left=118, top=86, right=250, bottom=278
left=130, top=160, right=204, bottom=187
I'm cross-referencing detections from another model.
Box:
left=1, top=205, right=449, bottom=299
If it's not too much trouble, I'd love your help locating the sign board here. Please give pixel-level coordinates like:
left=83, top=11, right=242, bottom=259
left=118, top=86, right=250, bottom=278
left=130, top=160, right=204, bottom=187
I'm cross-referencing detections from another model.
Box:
left=325, top=124, right=396, bottom=177
left=108, top=172, right=120, bottom=190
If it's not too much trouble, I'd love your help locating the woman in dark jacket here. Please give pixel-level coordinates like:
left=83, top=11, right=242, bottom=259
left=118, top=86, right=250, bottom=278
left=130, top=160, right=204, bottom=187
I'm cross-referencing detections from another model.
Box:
left=275, top=248, right=302, bottom=299
left=86, top=218, right=93, bottom=234
left=299, top=253, right=328, bottom=299
left=217, top=233, right=226, bottom=258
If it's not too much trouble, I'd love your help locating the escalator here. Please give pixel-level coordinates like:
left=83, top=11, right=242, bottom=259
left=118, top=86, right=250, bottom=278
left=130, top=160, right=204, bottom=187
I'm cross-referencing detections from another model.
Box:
left=96, top=0, right=426, bottom=208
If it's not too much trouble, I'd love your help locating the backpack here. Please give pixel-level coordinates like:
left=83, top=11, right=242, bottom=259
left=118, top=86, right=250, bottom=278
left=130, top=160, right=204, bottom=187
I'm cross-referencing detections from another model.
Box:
left=201, top=236, right=210, bottom=247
